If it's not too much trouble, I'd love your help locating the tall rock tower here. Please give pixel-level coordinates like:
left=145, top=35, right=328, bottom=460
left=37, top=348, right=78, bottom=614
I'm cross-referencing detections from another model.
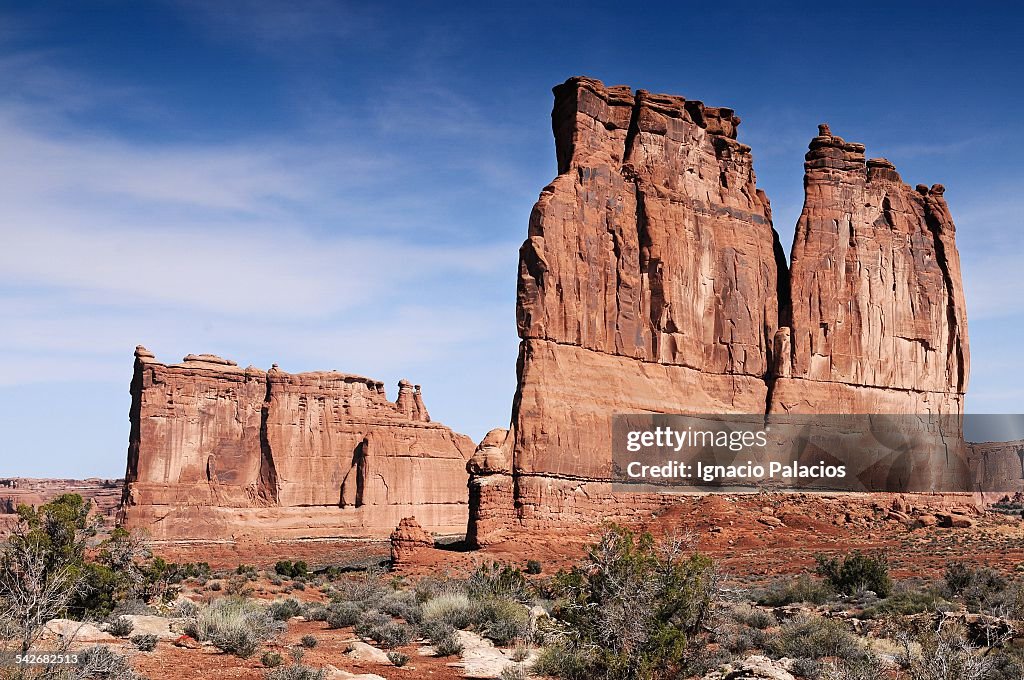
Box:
left=467, top=78, right=970, bottom=545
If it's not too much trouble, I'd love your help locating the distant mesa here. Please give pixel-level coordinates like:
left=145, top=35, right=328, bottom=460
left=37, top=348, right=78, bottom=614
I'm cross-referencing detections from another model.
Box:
left=118, top=349, right=473, bottom=541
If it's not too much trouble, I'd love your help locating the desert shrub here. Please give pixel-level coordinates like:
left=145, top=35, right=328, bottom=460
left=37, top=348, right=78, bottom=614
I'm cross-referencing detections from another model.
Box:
left=270, top=598, right=303, bottom=621
left=861, top=584, right=949, bottom=618
left=420, top=618, right=456, bottom=643
left=422, top=592, right=480, bottom=629
left=367, top=620, right=413, bottom=648
left=480, top=598, right=530, bottom=645
left=717, top=621, right=767, bottom=654
left=815, top=551, right=891, bottom=597
left=326, top=601, right=362, bottom=628
left=108, top=615, right=134, bottom=637
left=944, top=561, right=1014, bottom=614
left=413, top=574, right=469, bottom=603
left=175, top=598, right=200, bottom=619
left=209, top=580, right=223, bottom=591
left=757, top=573, right=833, bottom=606
left=354, top=608, right=391, bottom=635
left=729, top=604, right=777, bottom=629
left=388, top=650, right=410, bottom=667
left=270, top=576, right=284, bottom=586
left=768, top=614, right=864, bottom=660
left=511, top=639, right=530, bottom=662
left=76, top=644, right=145, bottom=680
left=274, top=560, right=308, bottom=578
left=499, top=664, right=528, bottom=680
left=131, top=632, right=158, bottom=651
left=530, top=640, right=596, bottom=680
left=469, top=562, right=529, bottom=601
left=898, top=622, right=992, bottom=680
left=303, top=604, right=328, bottom=622
left=262, top=651, right=284, bottom=668
left=819, top=654, right=888, bottom=680
left=330, top=571, right=387, bottom=604
left=186, top=597, right=285, bottom=658
left=546, top=524, right=718, bottom=679
left=526, top=560, right=542, bottom=575
left=433, top=630, right=465, bottom=656
left=265, top=665, right=326, bottom=680
left=380, top=589, right=423, bottom=623
left=300, top=634, right=317, bottom=648
left=791, top=657, right=823, bottom=679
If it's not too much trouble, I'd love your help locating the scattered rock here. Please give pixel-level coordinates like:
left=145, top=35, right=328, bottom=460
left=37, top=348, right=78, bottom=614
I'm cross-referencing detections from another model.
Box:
left=172, top=634, right=201, bottom=649
left=757, top=515, right=784, bottom=528
left=42, top=619, right=115, bottom=642
left=345, top=640, right=394, bottom=665
left=938, top=513, right=975, bottom=528
left=703, top=654, right=796, bottom=679
left=116, top=614, right=177, bottom=640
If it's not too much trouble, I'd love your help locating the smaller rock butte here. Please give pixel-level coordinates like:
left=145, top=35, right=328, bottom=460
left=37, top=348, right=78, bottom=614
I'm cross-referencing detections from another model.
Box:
left=389, top=516, right=433, bottom=564
left=118, top=347, right=474, bottom=541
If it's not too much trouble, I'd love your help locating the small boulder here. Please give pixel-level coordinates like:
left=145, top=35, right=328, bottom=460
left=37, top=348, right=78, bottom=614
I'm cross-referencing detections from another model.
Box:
left=345, top=640, right=393, bottom=665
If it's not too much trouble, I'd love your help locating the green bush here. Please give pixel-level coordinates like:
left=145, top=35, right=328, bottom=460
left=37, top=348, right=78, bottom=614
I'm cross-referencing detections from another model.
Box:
left=469, top=562, right=529, bottom=601
left=480, top=598, right=530, bottom=645
left=530, top=641, right=596, bottom=680
left=433, top=631, right=464, bottom=656
left=265, top=665, right=326, bottom=680
left=526, top=560, right=542, bottom=575
left=108, top=616, right=134, bottom=637
left=269, top=598, right=303, bottom=621
left=499, top=664, right=528, bottom=680
left=300, top=634, right=317, bottom=648
left=757, top=574, right=834, bottom=606
left=185, top=597, right=285, bottom=658
left=729, top=604, right=777, bottom=629
left=326, top=601, right=362, bottom=628
left=131, top=633, right=158, bottom=651
left=76, top=645, right=146, bottom=680
left=380, top=590, right=423, bottom=623
left=861, top=584, right=949, bottom=618
left=768, top=614, right=864, bottom=660
left=546, top=524, right=718, bottom=679
left=388, top=650, right=410, bottom=667
left=815, top=551, right=891, bottom=597
left=262, top=651, right=284, bottom=668
left=421, top=592, right=480, bottom=629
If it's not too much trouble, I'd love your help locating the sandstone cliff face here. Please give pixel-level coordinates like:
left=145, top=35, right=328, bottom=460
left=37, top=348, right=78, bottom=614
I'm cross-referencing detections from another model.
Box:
left=468, top=77, right=970, bottom=545
left=512, top=77, right=783, bottom=513
left=768, top=124, right=969, bottom=414
left=120, top=347, right=473, bottom=541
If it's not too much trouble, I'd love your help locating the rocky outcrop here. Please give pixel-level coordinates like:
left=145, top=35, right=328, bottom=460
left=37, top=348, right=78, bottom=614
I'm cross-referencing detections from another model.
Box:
left=389, top=517, right=432, bottom=564
left=768, top=124, right=969, bottom=414
left=119, top=347, right=474, bottom=541
left=467, top=77, right=970, bottom=544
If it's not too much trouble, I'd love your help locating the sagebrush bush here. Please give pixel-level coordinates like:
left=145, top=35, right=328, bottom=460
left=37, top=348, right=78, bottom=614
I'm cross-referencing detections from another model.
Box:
left=388, top=650, right=410, bottom=667
left=303, top=604, right=328, bottom=622
left=131, top=633, right=158, bottom=651
left=422, top=592, right=480, bottom=629
left=729, top=604, right=777, bottom=629
left=480, top=598, right=530, bottom=645
left=899, top=622, right=992, bottom=680
left=530, top=641, right=596, bottom=680
left=326, top=601, right=363, bottom=628
left=433, top=631, right=464, bottom=657
left=261, top=651, right=284, bottom=668
left=499, top=664, right=528, bottom=680
left=380, top=590, right=423, bottom=623
left=757, top=574, right=833, bottom=606
left=300, top=634, right=317, bottom=648
left=815, top=551, right=891, bottom=597
left=861, top=584, right=949, bottom=618
left=265, top=664, right=326, bottom=680
left=768, top=614, right=863, bottom=660
left=77, top=645, right=145, bottom=680
left=820, top=654, right=888, bottom=680
left=107, top=616, right=134, bottom=637
left=185, top=597, right=285, bottom=658
left=469, top=562, right=529, bottom=601
left=526, top=560, right=542, bottom=575
left=270, top=598, right=303, bottom=621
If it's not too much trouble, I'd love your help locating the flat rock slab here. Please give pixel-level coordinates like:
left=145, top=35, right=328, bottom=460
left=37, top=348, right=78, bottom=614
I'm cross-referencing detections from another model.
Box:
left=445, top=630, right=534, bottom=679
left=117, top=615, right=179, bottom=639
left=42, top=619, right=116, bottom=642
left=324, top=668, right=387, bottom=680
left=345, top=640, right=393, bottom=665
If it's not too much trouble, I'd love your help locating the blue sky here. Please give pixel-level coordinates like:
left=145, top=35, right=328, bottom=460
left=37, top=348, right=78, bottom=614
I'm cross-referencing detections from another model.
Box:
left=0, top=2, right=1021, bottom=477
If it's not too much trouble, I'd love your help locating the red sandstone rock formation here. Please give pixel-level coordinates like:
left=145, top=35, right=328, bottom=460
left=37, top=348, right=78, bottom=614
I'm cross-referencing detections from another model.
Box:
left=768, top=124, right=969, bottom=414
left=119, top=347, right=474, bottom=541
left=389, top=516, right=433, bottom=564
left=467, top=77, right=971, bottom=545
